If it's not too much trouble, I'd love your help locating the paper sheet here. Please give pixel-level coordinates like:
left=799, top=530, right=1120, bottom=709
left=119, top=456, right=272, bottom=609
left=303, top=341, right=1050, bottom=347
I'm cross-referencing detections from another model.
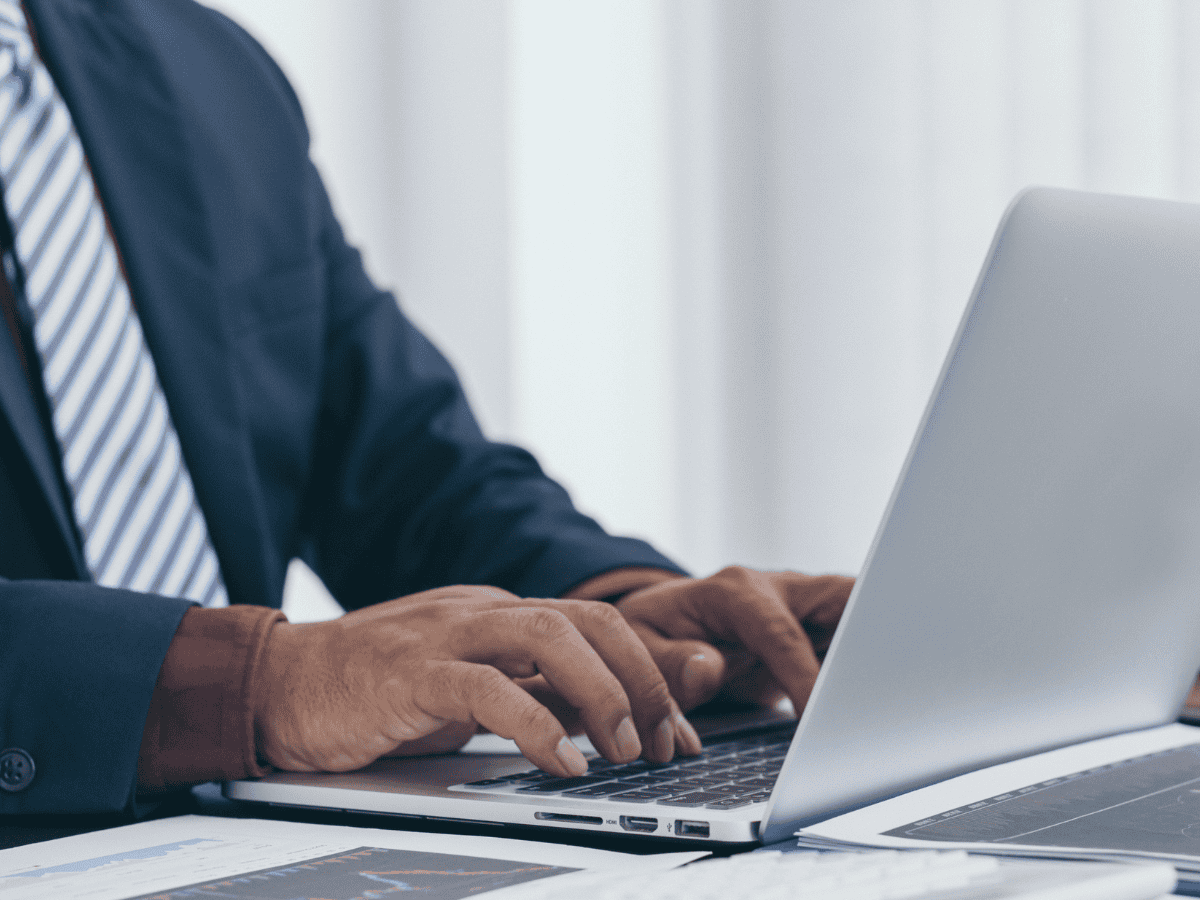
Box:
left=0, top=814, right=706, bottom=900
left=797, top=723, right=1200, bottom=870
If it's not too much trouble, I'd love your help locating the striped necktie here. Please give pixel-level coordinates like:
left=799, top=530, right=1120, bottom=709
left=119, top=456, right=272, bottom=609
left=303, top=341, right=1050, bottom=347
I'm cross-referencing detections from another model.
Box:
left=0, top=2, right=228, bottom=607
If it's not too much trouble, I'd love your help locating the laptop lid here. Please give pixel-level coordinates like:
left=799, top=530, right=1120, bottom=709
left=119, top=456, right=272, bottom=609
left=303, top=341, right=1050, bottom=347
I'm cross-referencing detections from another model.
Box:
left=762, top=187, right=1200, bottom=842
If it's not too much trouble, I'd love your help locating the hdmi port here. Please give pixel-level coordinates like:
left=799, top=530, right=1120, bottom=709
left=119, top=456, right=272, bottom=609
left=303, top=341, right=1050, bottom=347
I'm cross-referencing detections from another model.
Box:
left=619, top=815, right=658, bottom=833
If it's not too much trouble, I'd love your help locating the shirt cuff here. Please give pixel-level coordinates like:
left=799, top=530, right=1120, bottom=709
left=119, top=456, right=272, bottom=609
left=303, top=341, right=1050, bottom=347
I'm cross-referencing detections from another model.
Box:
left=562, top=567, right=688, bottom=603
left=137, top=604, right=285, bottom=793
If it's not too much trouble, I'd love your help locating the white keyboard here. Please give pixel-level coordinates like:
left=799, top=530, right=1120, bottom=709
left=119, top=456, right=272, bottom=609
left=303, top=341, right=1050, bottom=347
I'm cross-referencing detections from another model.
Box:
left=512, top=849, right=1177, bottom=900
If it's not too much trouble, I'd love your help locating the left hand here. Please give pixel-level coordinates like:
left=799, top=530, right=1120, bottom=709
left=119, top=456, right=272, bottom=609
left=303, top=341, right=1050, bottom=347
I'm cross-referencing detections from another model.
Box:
left=615, top=566, right=853, bottom=713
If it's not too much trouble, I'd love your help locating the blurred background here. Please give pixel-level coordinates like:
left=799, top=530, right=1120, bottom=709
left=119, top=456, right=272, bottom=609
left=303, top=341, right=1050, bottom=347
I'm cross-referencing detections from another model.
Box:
left=205, top=0, right=1200, bottom=617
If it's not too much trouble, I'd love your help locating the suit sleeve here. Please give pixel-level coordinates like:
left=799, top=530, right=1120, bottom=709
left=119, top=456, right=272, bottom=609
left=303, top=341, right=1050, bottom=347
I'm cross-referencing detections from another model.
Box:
left=0, top=578, right=191, bottom=814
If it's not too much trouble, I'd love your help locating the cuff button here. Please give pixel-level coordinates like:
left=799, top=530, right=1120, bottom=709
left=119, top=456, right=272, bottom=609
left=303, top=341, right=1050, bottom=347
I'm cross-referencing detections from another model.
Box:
left=0, top=748, right=35, bottom=791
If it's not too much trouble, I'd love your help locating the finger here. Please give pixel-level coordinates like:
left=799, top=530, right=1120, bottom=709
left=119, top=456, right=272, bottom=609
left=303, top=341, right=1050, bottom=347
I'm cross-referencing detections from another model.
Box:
left=671, top=702, right=703, bottom=756
left=411, top=661, right=588, bottom=776
left=626, top=623, right=727, bottom=711
left=618, top=569, right=830, bottom=712
left=455, top=607, right=643, bottom=763
left=523, top=666, right=700, bottom=757
left=785, top=574, right=854, bottom=657
left=722, top=596, right=824, bottom=713
left=719, top=663, right=787, bottom=708
left=514, top=674, right=586, bottom=735
left=548, top=600, right=680, bottom=763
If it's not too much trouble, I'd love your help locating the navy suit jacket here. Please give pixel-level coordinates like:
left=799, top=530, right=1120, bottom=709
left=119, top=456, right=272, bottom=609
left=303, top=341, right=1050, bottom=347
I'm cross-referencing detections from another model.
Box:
left=0, top=0, right=683, bottom=816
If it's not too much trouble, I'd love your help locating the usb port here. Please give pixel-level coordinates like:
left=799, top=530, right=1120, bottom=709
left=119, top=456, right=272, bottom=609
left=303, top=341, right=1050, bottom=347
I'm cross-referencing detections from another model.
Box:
left=619, top=815, right=658, bottom=833
left=676, top=819, right=710, bottom=838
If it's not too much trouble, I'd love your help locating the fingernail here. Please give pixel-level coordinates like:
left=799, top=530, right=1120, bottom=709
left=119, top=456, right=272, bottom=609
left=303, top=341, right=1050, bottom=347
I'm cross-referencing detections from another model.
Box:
left=614, top=716, right=640, bottom=760
left=674, top=713, right=702, bottom=756
left=682, top=652, right=708, bottom=698
left=652, top=717, right=675, bottom=761
left=555, top=737, right=588, bottom=776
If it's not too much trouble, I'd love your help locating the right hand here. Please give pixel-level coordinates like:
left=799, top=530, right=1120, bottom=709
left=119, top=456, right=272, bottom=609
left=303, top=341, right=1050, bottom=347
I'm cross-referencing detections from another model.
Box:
left=253, top=585, right=701, bottom=777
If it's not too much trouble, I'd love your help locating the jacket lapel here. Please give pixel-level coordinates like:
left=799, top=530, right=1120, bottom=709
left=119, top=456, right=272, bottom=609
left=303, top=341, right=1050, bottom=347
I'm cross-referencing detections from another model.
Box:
left=0, top=326, right=86, bottom=575
left=21, top=0, right=276, bottom=606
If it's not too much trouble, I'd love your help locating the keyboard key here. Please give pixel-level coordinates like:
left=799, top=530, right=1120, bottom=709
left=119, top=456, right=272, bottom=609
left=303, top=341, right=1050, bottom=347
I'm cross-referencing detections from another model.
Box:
left=601, top=760, right=653, bottom=774
left=743, top=761, right=777, bottom=773
left=584, top=758, right=622, bottom=769
left=609, top=789, right=674, bottom=803
left=563, top=782, right=635, bottom=797
left=663, top=780, right=710, bottom=793
left=516, top=775, right=616, bottom=793
left=705, top=797, right=758, bottom=810
left=677, top=761, right=732, bottom=773
left=616, top=773, right=678, bottom=785
left=657, top=790, right=738, bottom=807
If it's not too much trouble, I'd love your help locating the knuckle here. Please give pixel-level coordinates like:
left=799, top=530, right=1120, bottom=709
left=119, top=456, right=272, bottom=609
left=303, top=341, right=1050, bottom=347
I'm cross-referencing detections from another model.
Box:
left=715, top=564, right=753, bottom=586
left=464, top=665, right=512, bottom=708
left=577, top=599, right=625, bottom=632
left=704, top=565, right=757, bottom=607
left=523, top=607, right=574, bottom=642
left=597, top=677, right=632, bottom=707
left=474, top=585, right=521, bottom=603
left=513, top=701, right=551, bottom=737
left=630, top=675, right=674, bottom=714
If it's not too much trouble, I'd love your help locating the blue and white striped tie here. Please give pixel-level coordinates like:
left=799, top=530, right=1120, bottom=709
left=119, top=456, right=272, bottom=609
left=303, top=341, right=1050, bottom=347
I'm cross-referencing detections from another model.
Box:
left=0, top=1, right=228, bottom=606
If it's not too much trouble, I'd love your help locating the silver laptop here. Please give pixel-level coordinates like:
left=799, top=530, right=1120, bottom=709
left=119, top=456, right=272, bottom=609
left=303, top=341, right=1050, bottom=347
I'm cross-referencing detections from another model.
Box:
left=226, top=188, right=1200, bottom=845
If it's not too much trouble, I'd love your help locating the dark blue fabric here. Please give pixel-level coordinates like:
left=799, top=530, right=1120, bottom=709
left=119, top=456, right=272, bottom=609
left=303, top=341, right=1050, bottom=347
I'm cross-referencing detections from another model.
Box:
left=0, top=0, right=684, bottom=816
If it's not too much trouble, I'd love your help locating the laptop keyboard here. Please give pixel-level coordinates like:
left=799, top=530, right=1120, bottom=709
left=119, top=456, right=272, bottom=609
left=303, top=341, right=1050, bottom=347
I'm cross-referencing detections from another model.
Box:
left=452, top=726, right=793, bottom=811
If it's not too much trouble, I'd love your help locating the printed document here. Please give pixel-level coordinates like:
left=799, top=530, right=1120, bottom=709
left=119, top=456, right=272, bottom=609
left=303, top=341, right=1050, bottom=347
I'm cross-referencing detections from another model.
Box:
left=796, top=723, right=1200, bottom=889
left=0, top=814, right=706, bottom=900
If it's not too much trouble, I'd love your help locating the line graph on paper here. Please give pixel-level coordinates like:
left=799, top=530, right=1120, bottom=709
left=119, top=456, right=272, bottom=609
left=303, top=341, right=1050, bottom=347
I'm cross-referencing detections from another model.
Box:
left=884, top=744, right=1200, bottom=856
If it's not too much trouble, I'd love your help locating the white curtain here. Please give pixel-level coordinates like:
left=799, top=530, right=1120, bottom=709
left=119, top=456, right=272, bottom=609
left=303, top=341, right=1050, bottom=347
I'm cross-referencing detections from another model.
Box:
left=207, top=0, right=1200, bottom=617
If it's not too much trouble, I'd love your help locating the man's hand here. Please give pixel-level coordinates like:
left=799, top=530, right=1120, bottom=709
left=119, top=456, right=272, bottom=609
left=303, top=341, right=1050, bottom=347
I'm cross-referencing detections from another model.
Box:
left=616, top=566, right=853, bottom=712
left=253, top=586, right=697, bottom=777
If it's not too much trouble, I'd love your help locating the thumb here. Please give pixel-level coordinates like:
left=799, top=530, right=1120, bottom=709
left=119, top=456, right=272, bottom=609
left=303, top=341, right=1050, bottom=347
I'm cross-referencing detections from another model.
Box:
left=630, top=625, right=727, bottom=710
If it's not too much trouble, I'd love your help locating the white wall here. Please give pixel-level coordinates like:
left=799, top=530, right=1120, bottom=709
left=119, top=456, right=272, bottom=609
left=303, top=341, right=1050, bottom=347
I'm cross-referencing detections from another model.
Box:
left=509, top=1, right=680, bottom=555
left=207, top=0, right=1200, bottom=620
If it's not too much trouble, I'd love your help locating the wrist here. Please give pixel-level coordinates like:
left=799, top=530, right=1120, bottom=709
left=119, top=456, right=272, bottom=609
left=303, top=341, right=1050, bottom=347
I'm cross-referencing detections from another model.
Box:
left=252, top=619, right=306, bottom=771
left=137, top=605, right=285, bottom=794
